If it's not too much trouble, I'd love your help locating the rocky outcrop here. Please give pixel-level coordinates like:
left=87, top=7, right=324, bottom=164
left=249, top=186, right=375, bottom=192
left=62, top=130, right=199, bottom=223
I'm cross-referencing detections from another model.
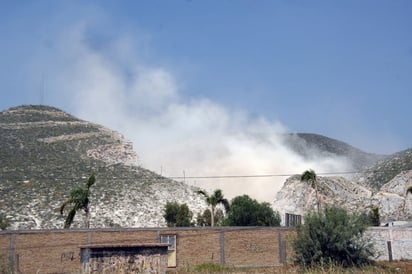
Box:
left=273, top=170, right=412, bottom=224
left=371, top=170, right=412, bottom=221
left=273, top=175, right=372, bottom=223
left=86, top=141, right=138, bottom=167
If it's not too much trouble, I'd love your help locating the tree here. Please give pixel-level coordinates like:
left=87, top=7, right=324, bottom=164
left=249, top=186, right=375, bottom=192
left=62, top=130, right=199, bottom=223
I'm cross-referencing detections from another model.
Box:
left=196, top=189, right=229, bottom=227
left=60, top=174, right=95, bottom=229
left=301, top=169, right=320, bottom=213
left=0, top=215, right=10, bottom=230
left=293, top=206, right=374, bottom=267
left=196, top=208, right=225, bottom=227
left=225, top=195, right=281, bottom=226
left=367, top=206, right=380, bottom=226
left=163, top=201, right=193, bottom=227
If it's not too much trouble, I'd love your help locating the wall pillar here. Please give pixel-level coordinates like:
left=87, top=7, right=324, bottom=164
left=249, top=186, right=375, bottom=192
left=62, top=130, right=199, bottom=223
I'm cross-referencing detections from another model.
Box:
left=278, top=230, right=286, bottom=264
left=9, top=233, right=15, bottom=272
left=220, top=230, right=225, bottom=265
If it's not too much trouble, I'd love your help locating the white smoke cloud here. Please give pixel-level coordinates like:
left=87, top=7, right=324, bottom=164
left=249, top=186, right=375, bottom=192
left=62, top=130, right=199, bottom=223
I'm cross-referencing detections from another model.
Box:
left=40, top=25, right=351, bottom=201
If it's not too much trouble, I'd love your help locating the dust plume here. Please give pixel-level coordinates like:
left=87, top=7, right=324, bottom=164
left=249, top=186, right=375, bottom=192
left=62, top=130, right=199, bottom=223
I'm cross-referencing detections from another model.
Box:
left=38, top=25, right=351, bottom=201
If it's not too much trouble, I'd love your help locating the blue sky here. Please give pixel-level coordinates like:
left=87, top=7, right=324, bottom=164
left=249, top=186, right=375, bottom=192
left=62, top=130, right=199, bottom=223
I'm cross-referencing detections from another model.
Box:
left=1, top=1, right=412, bottom=199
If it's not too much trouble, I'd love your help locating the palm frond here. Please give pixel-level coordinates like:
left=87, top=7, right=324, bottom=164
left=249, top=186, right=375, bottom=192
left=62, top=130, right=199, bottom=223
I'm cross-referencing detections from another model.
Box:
left=86, top=174, right=96, bottom=189
left=59, top=198, right=73, bottom=215
left=220, top=198, right=230, bottom=212
left=60, top=173, right=96, bottom=229
left=196, top=189, right=209, bottom=198
left=213, top=189, right=223, bottom=199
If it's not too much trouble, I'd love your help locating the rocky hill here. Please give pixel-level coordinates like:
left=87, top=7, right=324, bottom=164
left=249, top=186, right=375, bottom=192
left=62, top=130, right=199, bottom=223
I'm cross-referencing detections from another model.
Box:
left=284, top=133, right=384, bottom=170
left=0, top=105, right=206, bottom=229
left=275, top=133, right=412, bottom=224
left=357, top=149, right=412, bottom=190
left=2, top=105, right=410, bottom=229
left=274, top=169, right=412, bottom=224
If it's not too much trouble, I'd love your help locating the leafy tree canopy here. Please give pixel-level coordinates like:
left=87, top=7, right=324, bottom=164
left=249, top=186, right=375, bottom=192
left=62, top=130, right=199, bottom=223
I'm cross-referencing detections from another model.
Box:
left=196, top=208, right=225, bottom=227
left=163, top=201, right=193, bottom=227
left=225, top=195, right=281, bottom=226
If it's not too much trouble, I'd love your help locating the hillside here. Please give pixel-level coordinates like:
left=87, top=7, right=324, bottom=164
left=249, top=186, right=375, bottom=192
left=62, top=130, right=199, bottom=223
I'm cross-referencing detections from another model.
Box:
left=275, top=134, right=412, bottom=224
left=284, top=133, right=385, bottom=170
left=274, top=170, right=412, bottom=224
left=0, top=105, right=206, bottom=229
left=358, top=149, right=412, bottom=190
left=2, top=105, right=410, bottom=229
left=274, top=144, right=412, bottom=223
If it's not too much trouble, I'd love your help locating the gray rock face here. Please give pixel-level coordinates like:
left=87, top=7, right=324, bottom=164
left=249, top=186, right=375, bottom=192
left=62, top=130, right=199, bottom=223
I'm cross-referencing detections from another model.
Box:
left=359, top=149, right=412, bottom=190
left=372, top=170, right=412, bottom=221
left=0, top=105, right=207, bottom=229
left=273, top=170, right=412, bottom=224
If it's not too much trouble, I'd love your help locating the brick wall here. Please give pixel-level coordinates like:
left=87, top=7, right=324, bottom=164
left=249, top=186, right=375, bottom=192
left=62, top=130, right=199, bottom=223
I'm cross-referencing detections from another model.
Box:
left=224, top=228, right=279, bottom=267
left=0, top=227, right=294, bottom=273
left=90, top=230, right=157, bottom=246
left=2, top=226, right=410, bottom=273
left=170, top=229, right=222, bottom=267
left=11, top=230, right=88, bottom=273
left=0, top=233, right=10, bottom=272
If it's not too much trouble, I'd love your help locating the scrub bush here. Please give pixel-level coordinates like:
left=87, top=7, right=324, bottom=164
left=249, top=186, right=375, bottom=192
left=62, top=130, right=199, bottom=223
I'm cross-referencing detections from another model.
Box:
left=293, top=206, right=374, bottom=267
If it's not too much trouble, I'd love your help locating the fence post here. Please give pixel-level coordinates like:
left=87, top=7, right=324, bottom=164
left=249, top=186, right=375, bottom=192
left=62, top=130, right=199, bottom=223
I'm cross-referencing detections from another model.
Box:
left=387, top=241, right=393, bottom=262
left=88, top=230, right=92, bottom=244
left=9, top=234, right=15, bottom=272
left=278, top=230, right=287, bottom=264
left=220, top=230, right=225, bottom=265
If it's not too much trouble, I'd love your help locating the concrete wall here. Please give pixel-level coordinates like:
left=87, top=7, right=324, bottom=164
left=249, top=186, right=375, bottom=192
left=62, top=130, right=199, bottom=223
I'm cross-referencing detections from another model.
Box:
left=367, top=227, right=412, bottom=261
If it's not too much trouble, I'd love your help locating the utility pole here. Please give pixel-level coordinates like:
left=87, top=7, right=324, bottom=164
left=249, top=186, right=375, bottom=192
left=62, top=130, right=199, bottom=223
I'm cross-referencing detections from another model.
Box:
left=40, top=73, right=45, bottom=105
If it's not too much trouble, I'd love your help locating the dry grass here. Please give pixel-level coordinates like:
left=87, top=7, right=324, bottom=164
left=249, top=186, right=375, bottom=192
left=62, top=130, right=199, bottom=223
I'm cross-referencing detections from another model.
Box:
left=169, top=260, right=412, bottom=273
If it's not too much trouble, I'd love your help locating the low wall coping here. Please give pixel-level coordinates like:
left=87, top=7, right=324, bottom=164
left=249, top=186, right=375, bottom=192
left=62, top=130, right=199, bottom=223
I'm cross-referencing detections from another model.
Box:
left=79, top=243, right=169, bottom=249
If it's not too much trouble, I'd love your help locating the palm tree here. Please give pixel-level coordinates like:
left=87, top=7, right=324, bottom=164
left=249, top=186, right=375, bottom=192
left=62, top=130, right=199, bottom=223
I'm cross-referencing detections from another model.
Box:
left=301, top=169, right=320, bottom=213
left=60, top=174, right=96, bottom=229
left=196, top=189, right=229, bottom=227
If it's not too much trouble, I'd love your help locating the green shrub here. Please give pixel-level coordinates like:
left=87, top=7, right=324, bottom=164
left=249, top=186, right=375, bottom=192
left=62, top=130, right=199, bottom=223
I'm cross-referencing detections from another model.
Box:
left=0, top=215, right=10, bottom=230
left=224, top=195, right=281, bottom=226
left=293, top=206, right=374, bottom=267
left=367, top=206, right=380, bottom=226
